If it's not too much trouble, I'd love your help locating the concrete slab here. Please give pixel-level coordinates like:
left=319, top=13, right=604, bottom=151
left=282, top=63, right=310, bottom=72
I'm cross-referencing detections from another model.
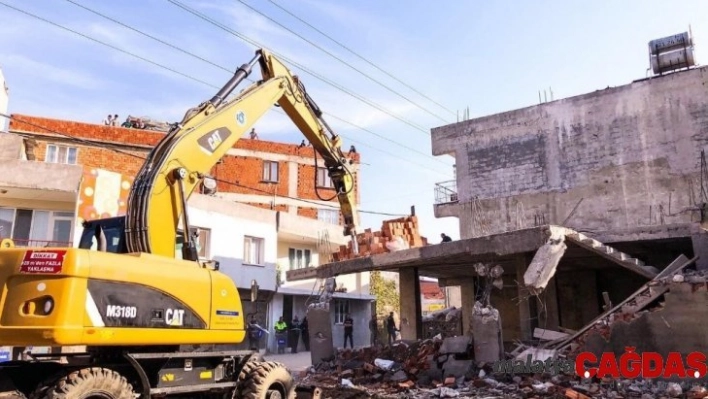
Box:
left=286, top=225, right=558, bottom=282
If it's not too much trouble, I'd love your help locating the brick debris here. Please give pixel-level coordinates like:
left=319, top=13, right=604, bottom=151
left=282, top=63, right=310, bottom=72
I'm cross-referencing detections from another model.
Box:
left=332, top=216, right=428, bottom=261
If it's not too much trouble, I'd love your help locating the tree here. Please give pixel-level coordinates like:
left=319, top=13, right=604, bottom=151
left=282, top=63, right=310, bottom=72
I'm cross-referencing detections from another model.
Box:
left=369, top=271, right=399, bottom=317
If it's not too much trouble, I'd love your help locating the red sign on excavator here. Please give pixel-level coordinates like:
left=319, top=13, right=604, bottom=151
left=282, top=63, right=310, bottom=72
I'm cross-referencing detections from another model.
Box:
left=19, top=250, right=66, bottom=274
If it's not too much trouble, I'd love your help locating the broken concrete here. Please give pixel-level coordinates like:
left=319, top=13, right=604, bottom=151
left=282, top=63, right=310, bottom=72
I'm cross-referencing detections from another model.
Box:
left=307, top=306, right=336, bottom=366
left=524, top=226, right=567, bottom=294
left=438, top=336, right=471, bottom=355
left=471, top=302, right=503, bottom=363
left=583, top=278, right=708, bottom=363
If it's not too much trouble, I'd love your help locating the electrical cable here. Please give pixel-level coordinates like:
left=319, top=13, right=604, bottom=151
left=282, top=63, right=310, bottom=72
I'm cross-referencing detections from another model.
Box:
left=165, top=0, right=431, bottom=134
left=43, top=0, right=453, bottom=174
left=234, top=0, right=449, bottom=123
left=264, top=0, right=457, bottom=118
left=0, top=112, right=408, bottom=217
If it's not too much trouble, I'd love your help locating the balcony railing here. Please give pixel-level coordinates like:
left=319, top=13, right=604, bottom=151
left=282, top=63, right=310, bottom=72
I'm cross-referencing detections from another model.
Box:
left=434, top=180, right=458, bottom=205
left=4, top=238, right=73, bottom=248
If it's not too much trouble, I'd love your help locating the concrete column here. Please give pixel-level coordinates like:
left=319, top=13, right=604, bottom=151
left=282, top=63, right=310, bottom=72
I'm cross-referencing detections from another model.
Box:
left=307, top=306, right=334, bottom=366
left=538, top=277, right=560, bottom=331
left=692, top=233, right=708, bottom=271
left=459, top=278, right=475, bottom=336
left=515, top=255, right=532, bottom=341
left=399, top=268, right=422, bottom=340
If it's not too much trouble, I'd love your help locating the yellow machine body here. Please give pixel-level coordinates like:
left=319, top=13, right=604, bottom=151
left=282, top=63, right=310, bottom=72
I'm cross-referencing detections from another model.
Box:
left=0, top=247, right=244, bottom=346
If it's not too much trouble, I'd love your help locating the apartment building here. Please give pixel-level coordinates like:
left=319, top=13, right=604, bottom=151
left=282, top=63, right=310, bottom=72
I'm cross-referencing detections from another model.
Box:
left=2, top=113, right=373, bottom=351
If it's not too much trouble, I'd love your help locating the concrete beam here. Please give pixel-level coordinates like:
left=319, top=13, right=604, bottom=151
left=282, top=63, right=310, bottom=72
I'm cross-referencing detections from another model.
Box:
left=399, top=268, right=422, bottom=340
left=285, top=225, right=557, bottom=282
left=590, top=223, right=702, bottom=244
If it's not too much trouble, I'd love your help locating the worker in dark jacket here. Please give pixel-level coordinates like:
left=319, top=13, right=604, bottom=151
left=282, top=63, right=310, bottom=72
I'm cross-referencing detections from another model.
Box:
left=385, top=312, right=398, bottom=345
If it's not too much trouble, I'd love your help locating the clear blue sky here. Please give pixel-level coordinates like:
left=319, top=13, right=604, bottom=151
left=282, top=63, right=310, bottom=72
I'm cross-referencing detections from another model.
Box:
left=0, top=0, right=706, bottom=241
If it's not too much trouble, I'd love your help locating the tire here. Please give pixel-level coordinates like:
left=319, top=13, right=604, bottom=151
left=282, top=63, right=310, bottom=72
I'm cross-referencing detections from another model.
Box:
left=237, top=361, right=294, bottom=399
left=37, top=367, right=134, bottom=399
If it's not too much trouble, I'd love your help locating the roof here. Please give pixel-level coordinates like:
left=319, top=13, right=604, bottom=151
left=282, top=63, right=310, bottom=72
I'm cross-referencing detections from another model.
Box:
left=420, top=280, right=445, bottom=299
left=8, top=114, right=361, bottom=163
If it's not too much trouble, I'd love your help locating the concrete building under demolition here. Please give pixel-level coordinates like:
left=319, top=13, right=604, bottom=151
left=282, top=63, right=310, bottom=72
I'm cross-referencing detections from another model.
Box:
left=288, top=53, right=708, bottom=364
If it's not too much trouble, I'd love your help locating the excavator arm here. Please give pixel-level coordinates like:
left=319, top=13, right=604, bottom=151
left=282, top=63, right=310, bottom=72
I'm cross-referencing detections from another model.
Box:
left=125, top=49, right=359, bottom=260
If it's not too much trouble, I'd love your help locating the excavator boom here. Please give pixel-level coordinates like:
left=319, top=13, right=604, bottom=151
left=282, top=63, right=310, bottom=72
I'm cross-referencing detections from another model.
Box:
left=126, top=49, right=359, bottom=260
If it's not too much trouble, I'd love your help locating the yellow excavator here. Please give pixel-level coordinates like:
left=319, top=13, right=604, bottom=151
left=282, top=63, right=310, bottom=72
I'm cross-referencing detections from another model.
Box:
left=0, top=48, right=358, bottom=398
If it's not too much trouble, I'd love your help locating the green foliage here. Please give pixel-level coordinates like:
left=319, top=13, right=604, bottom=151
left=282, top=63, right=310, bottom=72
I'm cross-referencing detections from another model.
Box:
left=369, top=271, right=399, bottom=318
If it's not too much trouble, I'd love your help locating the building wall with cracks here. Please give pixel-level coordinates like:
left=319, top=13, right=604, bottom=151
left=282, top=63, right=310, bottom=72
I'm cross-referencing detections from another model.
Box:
left=431, top=66, right=708, bottom=245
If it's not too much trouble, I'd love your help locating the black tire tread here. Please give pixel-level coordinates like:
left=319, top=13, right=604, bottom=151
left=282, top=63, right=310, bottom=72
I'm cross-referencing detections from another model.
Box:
left=38, top=367, right=134, bottom=399
left=238, top=361, right=294, bottom=399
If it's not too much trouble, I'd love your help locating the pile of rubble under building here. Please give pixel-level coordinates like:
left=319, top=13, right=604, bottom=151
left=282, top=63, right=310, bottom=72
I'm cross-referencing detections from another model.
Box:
left=332, top=216, right=429, bottom=261
left=298, top=265, right=708, bottom=398
left=299, top=334, right=708, bottom=398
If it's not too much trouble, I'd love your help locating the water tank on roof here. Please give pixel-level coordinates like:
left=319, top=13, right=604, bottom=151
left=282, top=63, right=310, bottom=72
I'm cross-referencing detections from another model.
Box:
left=648, top=31, right=696, bottom=75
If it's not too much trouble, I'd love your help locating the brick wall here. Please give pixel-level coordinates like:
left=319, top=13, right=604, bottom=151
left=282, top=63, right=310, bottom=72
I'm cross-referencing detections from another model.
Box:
left=9, top=114, right=360, bottom=223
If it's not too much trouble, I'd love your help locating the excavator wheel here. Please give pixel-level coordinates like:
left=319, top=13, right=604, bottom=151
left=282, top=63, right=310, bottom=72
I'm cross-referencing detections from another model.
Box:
left=33, top=367, right=134, bottom=399
left=237, top=361, right=295, bottom=399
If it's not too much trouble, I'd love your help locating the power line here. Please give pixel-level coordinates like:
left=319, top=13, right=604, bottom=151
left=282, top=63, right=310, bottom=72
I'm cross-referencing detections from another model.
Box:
left=166, top=0, right=431, bottom=135
left=264, top=0, right=457, bottom=118
left=55, top=0, right=452, bottom=173
left=234, top=0, right=449, bottom=123
left=0, top=1, right=216, bottom=90
left=0, top=112, right=408, bottom=217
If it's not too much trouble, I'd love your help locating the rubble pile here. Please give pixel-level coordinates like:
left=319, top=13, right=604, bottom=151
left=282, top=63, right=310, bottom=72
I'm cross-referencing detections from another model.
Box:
left=300, top=334, right=708, bottom=398
left=332, top=216, right=428, bottom=261
left=559, top=269, right=708, bottom=357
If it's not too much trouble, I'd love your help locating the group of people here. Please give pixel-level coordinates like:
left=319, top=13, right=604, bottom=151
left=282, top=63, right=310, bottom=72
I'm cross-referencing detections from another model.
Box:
left=246, top=311, right=403, bottom=353
left=342, top=311, right=402, bottom=349
left=248, top=315, right=310, bottom=354
left=102, top=114, right=147, bottom=129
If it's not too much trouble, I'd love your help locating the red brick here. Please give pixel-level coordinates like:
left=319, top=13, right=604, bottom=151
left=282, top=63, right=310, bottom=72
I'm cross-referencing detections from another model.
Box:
left=9, top=114, right=361, bottom=224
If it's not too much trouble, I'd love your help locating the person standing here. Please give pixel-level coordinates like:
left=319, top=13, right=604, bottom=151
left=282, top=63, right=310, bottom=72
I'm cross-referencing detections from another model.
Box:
left=300, top=316, right=310, bottom=351
left=369, top=315, right=378, bottom=346
left=247, top=315, right=260, bottom=351
left=343, top=313, right=354, bottom=349
left=274, top=316, right=288, bottom=354
left=385, top=312, right=398, bottom=345
left=289, top=316, right=301, bottom=354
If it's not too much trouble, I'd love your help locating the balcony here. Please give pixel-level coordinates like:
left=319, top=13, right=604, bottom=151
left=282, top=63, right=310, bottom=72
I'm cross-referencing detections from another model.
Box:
left=7, top=239, right=73, bottom=248
left=434, top=180, right=458, bottom=205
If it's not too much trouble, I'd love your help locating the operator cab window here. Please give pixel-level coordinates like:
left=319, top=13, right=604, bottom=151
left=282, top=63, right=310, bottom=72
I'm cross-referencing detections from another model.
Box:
left=78, top=217, right=127, bottom=253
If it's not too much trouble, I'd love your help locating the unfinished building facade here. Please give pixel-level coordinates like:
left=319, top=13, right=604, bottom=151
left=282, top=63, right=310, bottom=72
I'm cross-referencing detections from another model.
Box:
left=429, top=65, right=708, bottom=352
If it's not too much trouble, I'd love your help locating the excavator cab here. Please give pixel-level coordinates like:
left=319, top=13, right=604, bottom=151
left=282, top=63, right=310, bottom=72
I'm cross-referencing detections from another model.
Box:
left=78, top=216, right=128, bottom=253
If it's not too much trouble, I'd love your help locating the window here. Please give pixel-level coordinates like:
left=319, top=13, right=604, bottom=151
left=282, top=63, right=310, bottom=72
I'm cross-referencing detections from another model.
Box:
left=334, top=299, right=350, bottom=324
left=0, top=208, right=74, bottom=246
left=317, top=208, right=340, bottom=225
left=194, top=228, right=210, bottom=259
left=244, top=236, right=264, bottom=265
left=262, top=161, right=279, bottom=182
left=175, top=227, right=211, bottom=260
left=316, top=167, right=335, bottom=188
left=0, top=208, right=14, bottom=240
left=46, top=144, right=78, bottom=165
left=288, top=248, right=311, bottom=270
